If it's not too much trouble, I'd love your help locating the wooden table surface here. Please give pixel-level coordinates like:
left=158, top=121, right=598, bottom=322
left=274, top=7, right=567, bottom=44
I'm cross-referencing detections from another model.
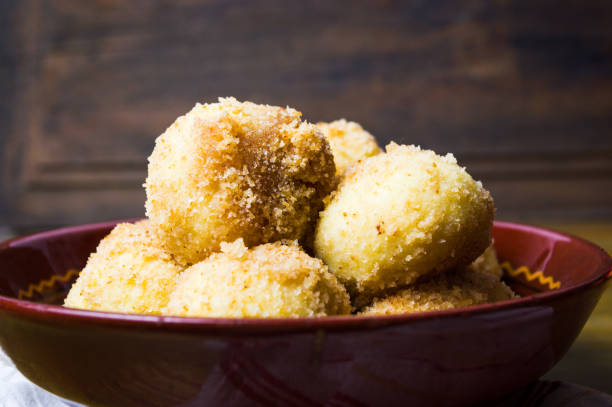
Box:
left=536, top=222, right=612, bottom=394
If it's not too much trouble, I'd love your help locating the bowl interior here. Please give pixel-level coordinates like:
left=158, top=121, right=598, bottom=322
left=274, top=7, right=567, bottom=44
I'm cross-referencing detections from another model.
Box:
left=493, top=221, right=610, bottom=296
left=0, top=220, right=609, bottom=306
left=0, top=223, right=109, bottom=304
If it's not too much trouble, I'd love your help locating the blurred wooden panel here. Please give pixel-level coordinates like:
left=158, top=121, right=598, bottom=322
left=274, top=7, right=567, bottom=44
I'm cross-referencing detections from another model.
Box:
left=2, top=0, right=612, bottom=230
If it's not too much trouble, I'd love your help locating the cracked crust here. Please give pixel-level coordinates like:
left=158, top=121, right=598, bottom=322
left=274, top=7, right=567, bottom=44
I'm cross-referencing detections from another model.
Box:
left=145, top=97, right=336, bottom=265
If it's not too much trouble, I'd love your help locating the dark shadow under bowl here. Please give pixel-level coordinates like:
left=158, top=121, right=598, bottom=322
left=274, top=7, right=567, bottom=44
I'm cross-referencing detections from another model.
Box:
left=0, top=220, right=610, bottom=407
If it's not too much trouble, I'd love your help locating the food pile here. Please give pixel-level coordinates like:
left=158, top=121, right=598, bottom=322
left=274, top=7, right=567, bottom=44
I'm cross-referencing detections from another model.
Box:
left=64, top=97, right=516, bottom=317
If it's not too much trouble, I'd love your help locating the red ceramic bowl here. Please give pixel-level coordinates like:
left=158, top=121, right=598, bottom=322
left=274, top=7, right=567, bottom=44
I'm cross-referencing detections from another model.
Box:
left=0, top=221, right=610, bottom=407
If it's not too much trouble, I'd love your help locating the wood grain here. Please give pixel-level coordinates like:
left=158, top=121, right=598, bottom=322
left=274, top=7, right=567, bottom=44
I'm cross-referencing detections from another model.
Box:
left=2, top=0, right=612, bottom=230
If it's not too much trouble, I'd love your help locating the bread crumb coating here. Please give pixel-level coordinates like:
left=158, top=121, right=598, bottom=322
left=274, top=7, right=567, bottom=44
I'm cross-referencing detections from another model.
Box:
left=466, top=243, right=503, bottom=278
left=165, top=239, right=351, bottom=318
left=145, top=97, right=336, bottom=265
left=316, top=119, right=381, bottom=176
left=64, top=220, right=182, bottom=315
left=314, top=143, right=495, bottom=306
left=360, top=261, right=516, bottom=315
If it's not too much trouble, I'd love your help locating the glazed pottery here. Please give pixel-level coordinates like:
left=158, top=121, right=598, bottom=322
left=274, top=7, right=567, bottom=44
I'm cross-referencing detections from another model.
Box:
left=0, top=220, right=610, bottom=407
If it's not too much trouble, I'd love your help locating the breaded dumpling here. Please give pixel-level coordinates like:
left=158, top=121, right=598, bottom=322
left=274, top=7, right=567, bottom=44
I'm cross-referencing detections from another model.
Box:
left=145, top=97, right=336, bottom=265
left=359, top=267, right=516, bottom=315
left=64, top=220, right=182, bottom=315
left=317, top=119, right=381, bottom=176
left=314, top=143, right=495, bottom=305
left=467, top=243, right=502, bottom=278
left=165, top=239, right=351, bottom=318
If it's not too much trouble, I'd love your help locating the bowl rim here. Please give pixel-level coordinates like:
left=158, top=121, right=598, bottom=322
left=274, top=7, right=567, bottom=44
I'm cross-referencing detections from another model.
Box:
left=0, top=220, right=610, bottom=334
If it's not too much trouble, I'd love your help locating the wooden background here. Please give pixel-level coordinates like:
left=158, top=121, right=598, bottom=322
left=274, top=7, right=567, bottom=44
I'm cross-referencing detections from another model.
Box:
left=1, top=0, right=612, bottom=233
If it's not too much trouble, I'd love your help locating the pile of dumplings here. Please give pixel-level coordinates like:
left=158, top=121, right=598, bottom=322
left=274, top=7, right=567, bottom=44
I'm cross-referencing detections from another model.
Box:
left=64, top=97, right=516, bottom=318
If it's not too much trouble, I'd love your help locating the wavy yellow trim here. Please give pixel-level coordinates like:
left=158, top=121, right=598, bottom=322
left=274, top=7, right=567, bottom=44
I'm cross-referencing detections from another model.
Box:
left=500, top=262, right=561, bottom=290
left=18, top=268, right=80, bottom=300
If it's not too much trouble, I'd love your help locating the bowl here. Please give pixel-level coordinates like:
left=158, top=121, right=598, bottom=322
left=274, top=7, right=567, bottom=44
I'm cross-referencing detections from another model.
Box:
left=0, top=220, right=610, bottom=407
